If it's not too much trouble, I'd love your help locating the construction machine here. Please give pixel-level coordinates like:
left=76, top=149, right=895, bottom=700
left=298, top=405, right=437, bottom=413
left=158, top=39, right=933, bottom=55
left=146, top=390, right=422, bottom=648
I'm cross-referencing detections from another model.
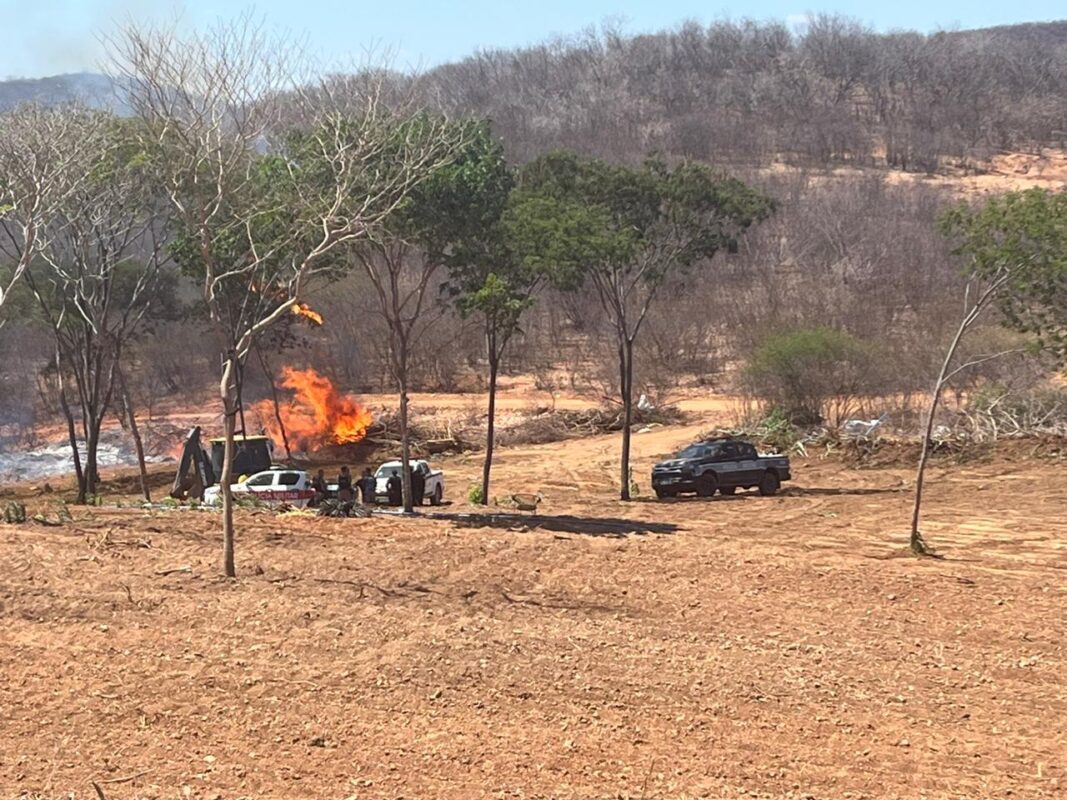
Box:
left=170, top=426, right=274, bottom=500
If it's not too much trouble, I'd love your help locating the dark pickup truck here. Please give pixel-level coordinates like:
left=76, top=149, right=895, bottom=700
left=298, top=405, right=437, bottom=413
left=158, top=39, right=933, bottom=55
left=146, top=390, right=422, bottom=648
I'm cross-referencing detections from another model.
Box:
left=651, top=438, right=791, bottom=499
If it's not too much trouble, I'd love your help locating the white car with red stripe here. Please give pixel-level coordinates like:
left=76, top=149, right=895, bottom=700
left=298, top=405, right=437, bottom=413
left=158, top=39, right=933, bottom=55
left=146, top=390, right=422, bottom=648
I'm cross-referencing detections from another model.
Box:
left=203, top=468, right=315, bottom=508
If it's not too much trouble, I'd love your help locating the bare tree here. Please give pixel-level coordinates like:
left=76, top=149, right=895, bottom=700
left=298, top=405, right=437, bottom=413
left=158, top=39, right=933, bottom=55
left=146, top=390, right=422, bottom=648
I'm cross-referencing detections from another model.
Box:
left=21, top=116, right=170, bottom=503
left=0, top=104, right=106, bottom=325
left=109, top=18, right=467, bottom=575
left=912, top=188, right=1066, bottom=554
left=909, top=270, right=1015, bottom=555
left=116, top=365, right=151, bottom=502
left=351, top=240, right=452, bottom=512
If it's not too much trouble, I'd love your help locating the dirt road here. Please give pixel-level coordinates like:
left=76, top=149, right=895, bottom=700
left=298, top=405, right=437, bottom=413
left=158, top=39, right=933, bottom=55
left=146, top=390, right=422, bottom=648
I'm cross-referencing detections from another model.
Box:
left=1, top=426, right=1065, bottom=799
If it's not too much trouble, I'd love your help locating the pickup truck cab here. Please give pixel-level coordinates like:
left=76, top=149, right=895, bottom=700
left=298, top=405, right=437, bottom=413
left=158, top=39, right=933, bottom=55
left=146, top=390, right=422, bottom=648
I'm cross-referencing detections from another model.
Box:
left=203, top=467, right=315, bottom=507
left=374, top=459, right=444, bottom=505
left=651, top=438, right=791, bottom=499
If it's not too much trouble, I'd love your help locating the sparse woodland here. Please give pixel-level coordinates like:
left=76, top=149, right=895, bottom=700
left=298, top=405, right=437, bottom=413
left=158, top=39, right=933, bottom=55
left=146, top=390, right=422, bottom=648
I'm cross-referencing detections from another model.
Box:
left=2, top=15, right=1066, bottom=503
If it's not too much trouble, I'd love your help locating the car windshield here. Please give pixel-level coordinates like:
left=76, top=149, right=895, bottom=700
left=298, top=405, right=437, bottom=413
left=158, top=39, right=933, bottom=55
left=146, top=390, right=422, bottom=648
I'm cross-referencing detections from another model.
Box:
left=676, top=443, right=720, bottom=459
left=375, top=466, right=399, bottom=478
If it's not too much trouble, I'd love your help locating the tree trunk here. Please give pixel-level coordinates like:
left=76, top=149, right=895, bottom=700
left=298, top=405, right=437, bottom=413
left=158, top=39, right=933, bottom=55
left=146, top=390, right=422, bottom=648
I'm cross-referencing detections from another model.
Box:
left=84, top=417, right=102, bottom=501
left=74, top=397, right=90, bottom=504
left=619, top=337, right=634, bottom=501
left=909, top=287, right=991, bottom=555
left=398, top=374, right=414, bottom=513
left=219, top=356, right=238, bottom=578
left=909, top=382, right=943, bottom=554
left=234, top=357, right=248, bottom=437
left=480, top=340, right=499, bottom=506
left=257, top=345, right=292, bottom=460
left=119, top=368, right=151, bottom=502
left=57, top=371, right=84, bottom=497
left=393, top=332, right=414, bottom=513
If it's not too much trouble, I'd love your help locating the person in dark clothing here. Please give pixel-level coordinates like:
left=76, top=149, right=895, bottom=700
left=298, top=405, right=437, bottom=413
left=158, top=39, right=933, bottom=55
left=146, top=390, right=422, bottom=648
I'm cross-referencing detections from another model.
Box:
left=358, top=468, right=376, bottom=505
left=337, top=466, right=354, bottom=503
left=411, top=465, right=426, bottom=506
left=311, top=469, right=328, bottom=507
left=386, top=469, right=402, bottom=507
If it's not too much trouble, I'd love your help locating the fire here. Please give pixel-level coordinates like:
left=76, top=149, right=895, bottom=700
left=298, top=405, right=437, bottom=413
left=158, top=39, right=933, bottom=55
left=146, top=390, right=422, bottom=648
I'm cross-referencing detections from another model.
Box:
left=248, top=283, right=323, bottom=326
left=256, top=367, right=372, bottom=450
left=291, top=302, right=323, bottom=325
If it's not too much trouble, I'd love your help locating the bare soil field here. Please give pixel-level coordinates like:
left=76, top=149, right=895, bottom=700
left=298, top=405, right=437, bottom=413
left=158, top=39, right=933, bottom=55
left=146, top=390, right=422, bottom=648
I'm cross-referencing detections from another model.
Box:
left=760, top=148, right=1067, bottom=197
left=2, top=421, right=1066, bottom=799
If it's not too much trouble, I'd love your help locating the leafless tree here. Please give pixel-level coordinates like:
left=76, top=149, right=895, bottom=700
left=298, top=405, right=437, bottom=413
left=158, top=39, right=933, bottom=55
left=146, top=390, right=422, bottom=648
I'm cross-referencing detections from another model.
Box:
left=412, top=19, right=1067, bottom=170
left=116, top=365, right=151, bottom=502
left=351, top=241, right=454, bottom=512
left=20, top=115, right=170, bottom=503
left=0, top=104, right=107, bottom=325
left=909, top=270, right=1018, bottom=555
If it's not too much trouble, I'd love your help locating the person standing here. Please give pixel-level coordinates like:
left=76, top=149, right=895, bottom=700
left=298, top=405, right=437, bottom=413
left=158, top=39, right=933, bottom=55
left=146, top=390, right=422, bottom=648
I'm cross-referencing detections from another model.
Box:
left=386, top=469, right=402, bottom=507
left=311, top=469, right=328, bottom=507
left=358, top=467, right=377, bottom=505
left=411, top=464, right=426, bottom=507
left=337, top=466, right=354, bottom=503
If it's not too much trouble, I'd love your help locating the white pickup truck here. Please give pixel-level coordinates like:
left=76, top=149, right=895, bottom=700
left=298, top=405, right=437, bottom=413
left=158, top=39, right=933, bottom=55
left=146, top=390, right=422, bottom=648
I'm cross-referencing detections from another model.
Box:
left=203, top=468, right=315, bottom=508
left=374, top=459, right=444, bottom=505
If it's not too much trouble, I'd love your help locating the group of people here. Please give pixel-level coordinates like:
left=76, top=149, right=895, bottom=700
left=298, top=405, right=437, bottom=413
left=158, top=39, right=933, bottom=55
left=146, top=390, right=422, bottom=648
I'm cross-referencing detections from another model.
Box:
left=310, top=464, right=425, bottom=507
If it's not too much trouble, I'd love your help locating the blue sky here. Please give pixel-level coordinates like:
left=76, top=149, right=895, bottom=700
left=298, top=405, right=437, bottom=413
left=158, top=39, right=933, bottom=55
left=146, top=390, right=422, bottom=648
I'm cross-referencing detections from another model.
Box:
left=1, top=0, right=1063, bottom=78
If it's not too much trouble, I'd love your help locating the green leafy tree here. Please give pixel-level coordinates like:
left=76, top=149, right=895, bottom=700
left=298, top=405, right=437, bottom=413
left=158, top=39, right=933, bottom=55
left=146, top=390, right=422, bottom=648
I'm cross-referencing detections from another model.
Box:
left=407, top=122, right=515, bottom=507
left=411, top=124, right=598, bottom=504
left=456, top=271, right=527, bottom=504
left=516, top=151, right=773, bottom=500
left=941, top=188, right=1066, bottom=358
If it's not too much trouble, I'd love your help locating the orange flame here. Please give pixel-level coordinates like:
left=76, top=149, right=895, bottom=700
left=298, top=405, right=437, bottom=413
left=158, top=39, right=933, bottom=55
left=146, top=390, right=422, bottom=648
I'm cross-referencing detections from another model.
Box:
left=248, top=283, right=322, bottom=326
left=291, top=302, right=323, bottom=325
left=255, top=367, right=372, bottom=450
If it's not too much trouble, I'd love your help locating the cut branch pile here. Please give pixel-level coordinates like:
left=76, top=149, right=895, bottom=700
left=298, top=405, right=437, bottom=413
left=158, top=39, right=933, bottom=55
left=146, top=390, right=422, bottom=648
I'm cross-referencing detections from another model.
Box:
left=316, top=500, right=373, bottom=518
left=498, top=405, right=684, bottom=447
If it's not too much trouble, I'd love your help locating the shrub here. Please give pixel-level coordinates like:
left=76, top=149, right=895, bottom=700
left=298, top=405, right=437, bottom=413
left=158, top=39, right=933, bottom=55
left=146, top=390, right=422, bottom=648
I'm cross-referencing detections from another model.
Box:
left=745, top=327, right=876, bottom=425
left=467, top=484, right=486, bottom=505
left=718, top=405, right=808, bottom=455
left=3, top=502, right=27, bottom=524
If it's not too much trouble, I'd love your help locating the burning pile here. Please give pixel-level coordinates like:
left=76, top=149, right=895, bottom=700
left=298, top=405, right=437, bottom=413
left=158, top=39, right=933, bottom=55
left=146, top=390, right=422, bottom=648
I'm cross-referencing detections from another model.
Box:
left=257, top=367, right=373, bottom=451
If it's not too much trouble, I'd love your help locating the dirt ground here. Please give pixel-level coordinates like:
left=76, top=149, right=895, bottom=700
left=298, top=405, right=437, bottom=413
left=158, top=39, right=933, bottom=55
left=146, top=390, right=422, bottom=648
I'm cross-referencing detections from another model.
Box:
left=2, top=420, right=1065, bottom=800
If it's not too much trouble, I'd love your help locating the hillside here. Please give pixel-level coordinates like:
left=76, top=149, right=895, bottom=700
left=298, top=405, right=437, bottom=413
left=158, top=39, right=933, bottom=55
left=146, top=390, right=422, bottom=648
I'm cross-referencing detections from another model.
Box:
left=0, top=71, right=126, bottom=113
left=4, top=17, right=1067, bottom=169
left=413, top=17, right=1067, bottom=170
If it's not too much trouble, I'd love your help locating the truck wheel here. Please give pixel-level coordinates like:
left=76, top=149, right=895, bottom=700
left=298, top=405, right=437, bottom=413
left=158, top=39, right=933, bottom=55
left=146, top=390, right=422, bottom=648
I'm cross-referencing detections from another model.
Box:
left=655, top=489, right=674, bottom=499
left=719, top=486, right=737, bottom=496
left=430, top=485, right=443, bottom=506
left=696, top=474, right=717, bottom=498
left=758, top=471, right=780, bottom=496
